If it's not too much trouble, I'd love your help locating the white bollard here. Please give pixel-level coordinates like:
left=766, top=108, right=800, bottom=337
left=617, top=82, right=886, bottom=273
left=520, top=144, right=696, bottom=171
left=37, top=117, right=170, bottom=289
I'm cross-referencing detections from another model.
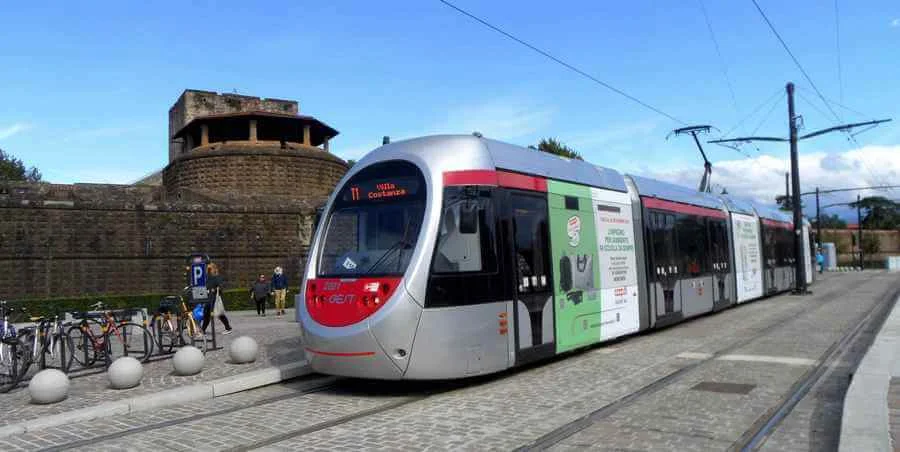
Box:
left=29, top=369, right=69, bottom=404
left=173, top=346, right=204, bottom=376
left=229, top=336, right=259, bottom=364
left=108, top=356, right=143, bottom=389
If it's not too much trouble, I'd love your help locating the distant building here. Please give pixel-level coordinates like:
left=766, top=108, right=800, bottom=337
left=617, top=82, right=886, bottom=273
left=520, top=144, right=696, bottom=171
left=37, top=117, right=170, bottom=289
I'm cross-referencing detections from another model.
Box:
left=0, top=90, right=349, bottom=300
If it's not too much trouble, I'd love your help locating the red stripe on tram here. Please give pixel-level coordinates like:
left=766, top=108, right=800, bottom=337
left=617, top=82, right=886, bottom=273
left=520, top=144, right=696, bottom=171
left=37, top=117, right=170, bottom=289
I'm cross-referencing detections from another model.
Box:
left=642, top=197, right=727, bottom=219
left=443, top=170, right=499, bottom=186
left=496, top=171, right=548, bottom=192
left=305, top=347, right=376, bottom=357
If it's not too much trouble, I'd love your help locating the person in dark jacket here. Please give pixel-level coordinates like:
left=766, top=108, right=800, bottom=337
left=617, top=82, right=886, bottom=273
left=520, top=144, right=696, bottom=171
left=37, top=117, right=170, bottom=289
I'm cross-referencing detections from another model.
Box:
left=250, top=274, right=271, bottom=316
left=202, top=263, right=233, bottom=335
left=271, top=266, right=288, bottom=316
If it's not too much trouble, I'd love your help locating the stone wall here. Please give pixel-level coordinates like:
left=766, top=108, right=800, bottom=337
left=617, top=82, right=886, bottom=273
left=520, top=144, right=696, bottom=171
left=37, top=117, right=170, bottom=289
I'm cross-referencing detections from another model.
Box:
left=163, top=144, right=348, bottom=200
left=0, top=182, right=316, bottom=300
left=168, top=90, right=299, bottom=162
left=819, top=228, right=900, bottom=265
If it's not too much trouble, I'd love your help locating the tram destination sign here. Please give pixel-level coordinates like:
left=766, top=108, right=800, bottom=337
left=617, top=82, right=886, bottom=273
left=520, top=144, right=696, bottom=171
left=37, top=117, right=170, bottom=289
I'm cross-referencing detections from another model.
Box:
left=342, top=177, right=420, bottom=203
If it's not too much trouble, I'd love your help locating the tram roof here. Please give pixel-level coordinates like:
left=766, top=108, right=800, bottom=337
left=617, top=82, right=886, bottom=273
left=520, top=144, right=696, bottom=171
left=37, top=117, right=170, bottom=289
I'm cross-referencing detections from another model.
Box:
left=481, top=138, right=628, bottom=192
left=751, top=202, right=793, bottom=223
left=719, top=195, right=756, bottom=215
left=626, top=174, right=726, bottom=211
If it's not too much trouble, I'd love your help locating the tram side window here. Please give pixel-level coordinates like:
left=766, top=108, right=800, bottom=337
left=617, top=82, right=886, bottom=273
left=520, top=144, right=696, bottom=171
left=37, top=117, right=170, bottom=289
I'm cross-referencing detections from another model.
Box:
left=762, top=226, right=777, bottom=268
left=433, top=186, right=498, bottom=274
left=708, top=219, right=728, bottom=270
left=648, top=210, right=676, bottom=280
left=676, top=214, right=708, bottom=276
left=777, top=227, right=794, bottom=266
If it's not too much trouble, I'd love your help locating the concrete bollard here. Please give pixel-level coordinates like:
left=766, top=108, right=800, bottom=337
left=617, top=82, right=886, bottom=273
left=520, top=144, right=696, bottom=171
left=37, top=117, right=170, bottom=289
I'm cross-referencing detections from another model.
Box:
left=108, top=356, right=143, bottom=389
left=29, top=369, right=70, bottom=404
left=229, top=336, right=259, bottom=364
left=173, top=346, right=204, bottom=376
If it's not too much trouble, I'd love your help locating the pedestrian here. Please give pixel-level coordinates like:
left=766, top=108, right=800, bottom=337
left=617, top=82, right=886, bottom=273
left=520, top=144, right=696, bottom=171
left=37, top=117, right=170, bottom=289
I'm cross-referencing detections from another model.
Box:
left=250, top=274, right=271, bottom=316
left=272, top=266, right=288, bottom=316
left=816, top=248, right=825, bottom=274
left=202, top=263, right=233, bottom=335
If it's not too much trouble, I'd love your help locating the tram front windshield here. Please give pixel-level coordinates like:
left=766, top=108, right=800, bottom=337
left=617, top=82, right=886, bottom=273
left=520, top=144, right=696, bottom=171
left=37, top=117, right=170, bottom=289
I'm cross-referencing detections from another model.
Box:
left=317, top=161, right=426, bottom=278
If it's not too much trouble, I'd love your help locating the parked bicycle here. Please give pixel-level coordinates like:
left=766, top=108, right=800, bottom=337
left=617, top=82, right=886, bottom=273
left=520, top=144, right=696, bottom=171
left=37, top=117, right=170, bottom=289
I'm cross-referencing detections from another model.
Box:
left=0, top=301, right=32, bottom=393
left=16, top=313, right=74, bottom=376
left=179, top=288, right=208, bottom=353
left=150, top=296, right=182, bottom=354
left=67, top=303, right=154, bottom=368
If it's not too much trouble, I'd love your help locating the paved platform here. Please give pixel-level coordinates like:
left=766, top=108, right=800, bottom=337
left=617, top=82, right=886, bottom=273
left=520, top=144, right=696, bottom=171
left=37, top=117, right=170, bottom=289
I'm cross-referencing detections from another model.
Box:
left=0, top=272, right=897, bottom=451
left=0, top=309, right=307, bottom=435
left=839, top=287, right=900, bottom=452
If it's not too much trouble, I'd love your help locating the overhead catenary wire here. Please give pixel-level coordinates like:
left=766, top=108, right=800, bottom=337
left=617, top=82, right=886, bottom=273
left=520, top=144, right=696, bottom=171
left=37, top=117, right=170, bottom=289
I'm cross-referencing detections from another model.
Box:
left=749, top=0, right=843, bottom=124
left=697, top=0, right=739, bottom=113
left=796, top=92, right=833, bottom=125
left=798, top=86, right=873, bottom=120
left=749, top=0, right=893, bottom=194
left=720, top=87, right=784, bottom=138
left=438, top=0, right=687, bottom=125
left=750, top=91, right=786, bottom=136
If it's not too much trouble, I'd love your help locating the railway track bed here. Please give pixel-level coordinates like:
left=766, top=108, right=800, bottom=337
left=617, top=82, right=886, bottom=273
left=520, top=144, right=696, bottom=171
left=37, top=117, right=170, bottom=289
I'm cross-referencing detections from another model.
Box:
left=0, top=271, right=895, bottom=451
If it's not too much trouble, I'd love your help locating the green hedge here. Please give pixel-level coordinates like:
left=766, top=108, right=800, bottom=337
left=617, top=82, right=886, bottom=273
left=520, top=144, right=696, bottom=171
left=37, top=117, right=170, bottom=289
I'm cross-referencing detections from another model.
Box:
left=6, top=287, right=299, bottom=321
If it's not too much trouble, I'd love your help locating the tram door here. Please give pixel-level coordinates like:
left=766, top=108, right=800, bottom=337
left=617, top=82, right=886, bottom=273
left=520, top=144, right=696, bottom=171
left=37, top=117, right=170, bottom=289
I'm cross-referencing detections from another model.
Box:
left=510, top=192, right=556, bottom=364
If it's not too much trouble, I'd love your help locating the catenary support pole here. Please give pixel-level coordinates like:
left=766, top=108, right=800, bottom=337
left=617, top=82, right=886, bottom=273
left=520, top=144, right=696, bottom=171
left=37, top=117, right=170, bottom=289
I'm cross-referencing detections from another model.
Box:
left=857, top=194, right=863, bottom=269
left=787, top=83, right=807, bottom=294
left=815, top=187, right=821, bottom=246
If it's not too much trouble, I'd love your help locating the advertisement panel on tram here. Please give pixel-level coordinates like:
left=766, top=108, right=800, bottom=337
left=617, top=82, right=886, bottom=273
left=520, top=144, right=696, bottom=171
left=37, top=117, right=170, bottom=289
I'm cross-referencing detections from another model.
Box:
left=732, top=213, right=763, bottom=302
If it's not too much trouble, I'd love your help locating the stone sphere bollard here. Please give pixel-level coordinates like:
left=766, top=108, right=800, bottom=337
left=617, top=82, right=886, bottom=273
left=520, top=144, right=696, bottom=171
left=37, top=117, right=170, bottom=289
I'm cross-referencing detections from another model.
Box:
left=108, top=356, right=143, bottom=389
left=229, top=336, right=259, bottom=364
left=29, top=369, right=69, bottom=404
left=173, top=346, right=204, bottom=376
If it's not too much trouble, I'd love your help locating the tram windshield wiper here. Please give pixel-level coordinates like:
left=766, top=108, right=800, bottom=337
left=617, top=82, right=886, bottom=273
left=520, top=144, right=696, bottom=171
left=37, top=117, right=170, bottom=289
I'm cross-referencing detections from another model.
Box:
left=364, top=216, right=417, bottom=275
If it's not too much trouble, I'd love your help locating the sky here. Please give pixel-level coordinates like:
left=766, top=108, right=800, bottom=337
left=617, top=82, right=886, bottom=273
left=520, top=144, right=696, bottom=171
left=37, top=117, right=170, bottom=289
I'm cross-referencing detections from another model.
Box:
left=1, top=0, right=898, bottom=220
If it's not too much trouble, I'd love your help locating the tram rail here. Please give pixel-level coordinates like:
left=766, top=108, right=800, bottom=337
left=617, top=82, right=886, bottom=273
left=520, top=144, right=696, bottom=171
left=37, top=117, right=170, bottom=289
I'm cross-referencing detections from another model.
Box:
left=515, top=276, right=896, bottom=451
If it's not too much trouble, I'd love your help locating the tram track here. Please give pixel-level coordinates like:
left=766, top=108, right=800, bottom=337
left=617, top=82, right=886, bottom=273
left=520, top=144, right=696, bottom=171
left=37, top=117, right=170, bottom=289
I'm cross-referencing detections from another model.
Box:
left=732, top=282, right=900, bottom=451
left=515, top=275, right=884, bottom=451
left=39, top=375, right=342, bottom=452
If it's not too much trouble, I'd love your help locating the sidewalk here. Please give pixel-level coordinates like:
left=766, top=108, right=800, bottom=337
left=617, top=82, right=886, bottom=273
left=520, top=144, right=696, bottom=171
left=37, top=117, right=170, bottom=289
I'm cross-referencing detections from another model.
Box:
left=839, top=292, right=900, bottom=452
left=0, top=309, right=310, bottom=436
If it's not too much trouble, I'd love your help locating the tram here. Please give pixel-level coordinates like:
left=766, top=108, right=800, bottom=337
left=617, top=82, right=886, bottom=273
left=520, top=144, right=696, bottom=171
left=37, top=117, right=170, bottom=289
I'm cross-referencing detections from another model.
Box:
left=298, top=135, right=815, bottom=379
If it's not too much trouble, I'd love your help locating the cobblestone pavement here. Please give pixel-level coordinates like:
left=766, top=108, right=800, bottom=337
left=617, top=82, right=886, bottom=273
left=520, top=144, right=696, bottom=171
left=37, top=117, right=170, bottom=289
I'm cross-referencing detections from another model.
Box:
left=1, top=272, right=897, bottom=451
left=890, top=378, right=899, bottom=451
left=0, top=309, right=304, bottom=426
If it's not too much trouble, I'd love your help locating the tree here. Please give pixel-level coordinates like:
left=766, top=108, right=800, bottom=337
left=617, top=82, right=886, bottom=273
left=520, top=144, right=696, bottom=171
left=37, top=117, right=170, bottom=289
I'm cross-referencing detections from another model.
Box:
left=775, top=194, right=803, bottom=212
left=849, top=196, right=900, bottom=230
left=0, top=148, right=41, bottom=182
left=861, top=234, right=880, bottom=257
left=814, top=213, right=847, bottom=229
left=346, top=159, right=357, bottom=167
left=536, top=138, right=583, bottom=160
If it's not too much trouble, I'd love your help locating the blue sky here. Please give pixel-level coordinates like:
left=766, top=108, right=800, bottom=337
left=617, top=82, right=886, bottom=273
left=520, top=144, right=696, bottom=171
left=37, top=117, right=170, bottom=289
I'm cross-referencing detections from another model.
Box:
left=1, top=0, right=898, bottom=218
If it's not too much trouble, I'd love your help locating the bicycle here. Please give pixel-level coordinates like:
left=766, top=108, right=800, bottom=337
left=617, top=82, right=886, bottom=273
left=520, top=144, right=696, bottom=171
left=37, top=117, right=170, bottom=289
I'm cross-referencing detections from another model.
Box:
left=0, top=300, right=26, bottom=393
left=150, top=296, right=182, bottom=355
left=67, top=304, right=154, bottom=368
left=17, top=313, right=74, bottom=374
left=178, top=291, right=208, bottom=354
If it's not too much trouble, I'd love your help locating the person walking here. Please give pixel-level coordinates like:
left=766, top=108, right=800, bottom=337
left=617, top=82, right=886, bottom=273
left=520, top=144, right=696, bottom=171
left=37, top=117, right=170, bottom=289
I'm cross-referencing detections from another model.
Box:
left=250, top=274, right=271, bottom=316
left=272, top=266, right=288, bottom=316
left=816, top=248, right=825, bottom=274
left=202, top=263, right=233, bottom=335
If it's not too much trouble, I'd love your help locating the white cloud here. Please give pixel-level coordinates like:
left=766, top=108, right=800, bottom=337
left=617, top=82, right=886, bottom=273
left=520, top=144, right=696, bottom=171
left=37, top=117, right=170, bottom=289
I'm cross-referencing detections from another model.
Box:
left=642, top=144, right=900, bottom=207
left=891, top=18, right=900, bottom=27
left=0, top=122, right=32, bottom=140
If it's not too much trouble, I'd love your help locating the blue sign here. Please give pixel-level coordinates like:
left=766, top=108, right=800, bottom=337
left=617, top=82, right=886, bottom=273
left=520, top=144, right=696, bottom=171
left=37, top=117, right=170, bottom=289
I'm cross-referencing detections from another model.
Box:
left=188, top=254, right=210, bottom=302
left=191, top=263, right=207, bottom=287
